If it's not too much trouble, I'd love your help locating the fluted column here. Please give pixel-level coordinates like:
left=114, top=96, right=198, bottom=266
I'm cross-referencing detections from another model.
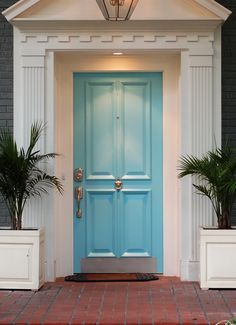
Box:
left=21, top=53, right=46, bottom=229
left=180, top=49, right=214, bottom=280
left=190, top=53, right=214, bottom=261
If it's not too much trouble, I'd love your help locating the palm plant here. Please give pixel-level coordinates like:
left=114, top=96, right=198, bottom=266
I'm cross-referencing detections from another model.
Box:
left=178, top=146, right=236, bottom=229
left=0, top=122, right=63, bottom=230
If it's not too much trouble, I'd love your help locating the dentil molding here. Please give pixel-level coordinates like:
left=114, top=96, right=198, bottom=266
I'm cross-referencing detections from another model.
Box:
left=19, top=31, right=214, bottom=54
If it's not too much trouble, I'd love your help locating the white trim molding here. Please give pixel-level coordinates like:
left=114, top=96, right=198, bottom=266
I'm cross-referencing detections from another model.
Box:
left=3, top=0, right=231, bottom=22
left=3, top=0, right=230, bottom=281
left=195, top=0, right=231, bottom=20
left=2, top=0, right=40, bottom=21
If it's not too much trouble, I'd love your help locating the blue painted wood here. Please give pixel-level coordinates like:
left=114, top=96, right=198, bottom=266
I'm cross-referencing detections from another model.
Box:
left=120, top=190, right=151, bottom=257
left=86, top=190, right=117, bottom=257
left=86, top=81, right=117, bottom=180
left=119, top=81, right=151, bottom=179
left=74, top=73, right=163, bottom=272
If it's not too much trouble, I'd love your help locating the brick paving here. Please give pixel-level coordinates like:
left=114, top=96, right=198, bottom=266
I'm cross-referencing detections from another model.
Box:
left=0, top=277, right=235, bottom=324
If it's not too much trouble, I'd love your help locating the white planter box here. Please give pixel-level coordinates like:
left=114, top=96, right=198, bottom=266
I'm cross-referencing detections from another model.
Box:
left=200, top=228, right=236, bottom=289
left=0, top=228, right=45, bottom=290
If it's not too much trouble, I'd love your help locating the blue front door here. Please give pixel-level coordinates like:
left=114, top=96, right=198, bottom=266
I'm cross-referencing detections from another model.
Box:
left=74, top=72, right=163, bottom=272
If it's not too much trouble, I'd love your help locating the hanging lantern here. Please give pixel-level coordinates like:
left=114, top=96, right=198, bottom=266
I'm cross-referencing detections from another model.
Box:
left=96, top=0, right=139, bottom=21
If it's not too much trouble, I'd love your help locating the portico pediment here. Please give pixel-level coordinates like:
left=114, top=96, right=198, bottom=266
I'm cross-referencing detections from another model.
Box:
left=3, top=0, right=231, bottom=25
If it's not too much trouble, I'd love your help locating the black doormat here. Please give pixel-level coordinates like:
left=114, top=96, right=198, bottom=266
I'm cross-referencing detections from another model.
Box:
left=64, top=273, right=159, bottom=282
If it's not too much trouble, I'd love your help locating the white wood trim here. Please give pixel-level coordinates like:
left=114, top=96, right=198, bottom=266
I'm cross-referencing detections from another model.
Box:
left=11, top=20, right=225, bottom=31
left=12, top=13, right=221, bottom=281
left=3, top=0, right=231, bottom=23
left=2, top=0, right=40, bottom=21
left=54, top=53, right=180, bottom=278
left=195, top=0, right=231, bottom=20
left=179, top=52, right=215, bottom=281
left=179, top=51, right=193, bottom=280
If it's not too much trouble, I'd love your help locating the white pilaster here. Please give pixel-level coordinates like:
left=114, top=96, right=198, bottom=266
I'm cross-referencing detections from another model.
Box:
left=20, top=51, right=57, bottom=281
left=21, top=53, right=46, bottom=230
left=180, top=50, right=214, bottom=280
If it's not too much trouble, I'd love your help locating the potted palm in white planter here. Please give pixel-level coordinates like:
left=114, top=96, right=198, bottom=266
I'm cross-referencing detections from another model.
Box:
left=0, top=122, right=62, bottom=290
left=178, top=146, right=236, bottom=289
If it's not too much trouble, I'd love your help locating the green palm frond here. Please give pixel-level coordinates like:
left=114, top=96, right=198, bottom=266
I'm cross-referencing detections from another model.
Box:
left=26, top=122, right=45, bottom=158
left=178, top=145, right=236, bottom=229
left=0, top=122, right=63, bottom=230
left=193, top=184, right=212, bottom=198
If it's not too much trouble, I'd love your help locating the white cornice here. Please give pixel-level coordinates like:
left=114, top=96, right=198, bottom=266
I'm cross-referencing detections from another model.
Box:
left=11, top=19, right=223, bottom=33
left=2, top=0, right=232, bottom=23
left=195, top=0, right=231, bottom=20
left=2, top=0, right=40, bottom=21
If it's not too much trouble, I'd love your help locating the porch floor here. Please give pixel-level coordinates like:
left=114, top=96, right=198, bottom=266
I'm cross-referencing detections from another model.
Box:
left=0, top=277, right=236, bottom=325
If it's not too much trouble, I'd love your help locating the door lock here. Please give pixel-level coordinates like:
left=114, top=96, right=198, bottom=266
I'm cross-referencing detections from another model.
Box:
left=114, top=178, right=122, bottom=191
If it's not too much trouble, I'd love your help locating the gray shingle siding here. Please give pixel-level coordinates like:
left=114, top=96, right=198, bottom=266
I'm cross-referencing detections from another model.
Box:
left=217, top=1, right=236, bottom=147
left=0, top=1, right=236, bottom=226
left=216, top=1, right=236, bottom=223
left=0, top=0, right=15, bottom=131
left=0, top=0, right=18, bottom=227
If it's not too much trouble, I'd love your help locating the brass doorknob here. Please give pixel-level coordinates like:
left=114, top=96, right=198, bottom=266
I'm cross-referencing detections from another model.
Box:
left=114, top=178, right=122, bottom=191
left=74, top=168, right=83, bottom=182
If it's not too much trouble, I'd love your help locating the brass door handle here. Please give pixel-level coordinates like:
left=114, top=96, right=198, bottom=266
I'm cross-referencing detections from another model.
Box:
left=75, top=187, right=83, bottom=218
left=115, top=178, right=122, bottom=191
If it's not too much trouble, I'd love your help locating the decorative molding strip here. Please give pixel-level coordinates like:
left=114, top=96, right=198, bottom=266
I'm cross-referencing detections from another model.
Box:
left=166, top=36, right=177, bottom=42
left=58, top=36, right=70, bottom=43
left=19, top=32, right=215, bottom=51
left=22, top=56, right=45, bottom=68
left=189, top=56, right=213, bottom=67
left=101, top=36, right=113, bottom=43
left=37, top=35, right=49, bottom=43
left=79, top=36, right=92, bottom=43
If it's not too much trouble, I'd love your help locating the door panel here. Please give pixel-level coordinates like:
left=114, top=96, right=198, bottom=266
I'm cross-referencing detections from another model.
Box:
left=120, top=81, right=151, bottom=179
left=86, top=81, right=116, bottom=180
left=120, top=190, right=151, bottom=257
left=86, top=190, right=116, bottom=257
left=74, top=72, right=163, bottom=273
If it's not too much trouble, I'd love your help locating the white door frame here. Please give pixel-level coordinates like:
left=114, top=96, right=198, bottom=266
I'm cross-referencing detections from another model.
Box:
left=11, top=23, right=221, bottom=281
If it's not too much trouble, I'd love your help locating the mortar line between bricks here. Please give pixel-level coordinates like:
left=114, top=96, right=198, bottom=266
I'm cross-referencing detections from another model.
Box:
left=68, top=285, right=86, bottom=325
left=111, top=285, right=119, bottom=324
left=219, top=291, right=235, bottom=319
left=149, top=286, right=155, bottom=325
left=37, top=286, right=64, bottom=325
left=171, top=279, right=184, bottom=325
left=136, top=287, right=141, bottom=325
left=10, top=291, right=35, bottom=325
left=0, top=289, right=21, bottom=322
left=193, top=282, right=211, bottom=325
left=96, top=283, right=107, bottom=325
left=0, top=290, right=15, bottom=305
left=124, top=283, right=129, bottom=325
